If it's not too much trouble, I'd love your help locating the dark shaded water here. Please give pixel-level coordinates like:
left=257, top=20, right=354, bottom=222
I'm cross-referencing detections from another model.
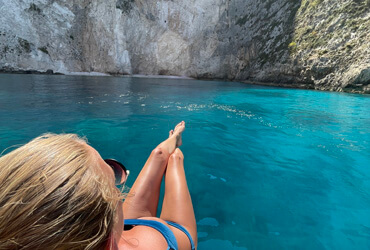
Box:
left=0, top=74, right=369, bottom=249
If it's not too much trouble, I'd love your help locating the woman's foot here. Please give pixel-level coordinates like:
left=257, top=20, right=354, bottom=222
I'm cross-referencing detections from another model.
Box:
left=170, top=121, right=185, bottom=147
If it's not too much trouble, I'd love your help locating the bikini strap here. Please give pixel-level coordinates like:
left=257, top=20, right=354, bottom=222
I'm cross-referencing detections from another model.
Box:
left=124, top=219, right=178, bottom=250
left=166, top=221, right=195, bottom=250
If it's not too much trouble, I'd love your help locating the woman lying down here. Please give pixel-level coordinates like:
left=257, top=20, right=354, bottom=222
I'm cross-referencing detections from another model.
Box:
left=0, top=121, right=197, bottom=250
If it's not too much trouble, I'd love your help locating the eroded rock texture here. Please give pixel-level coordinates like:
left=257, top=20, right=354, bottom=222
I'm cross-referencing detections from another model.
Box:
left=0, top=0, right=369, bottom=93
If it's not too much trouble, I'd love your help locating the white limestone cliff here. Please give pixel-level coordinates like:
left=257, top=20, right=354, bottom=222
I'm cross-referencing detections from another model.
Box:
left=0, top=0, right=369, bottom=93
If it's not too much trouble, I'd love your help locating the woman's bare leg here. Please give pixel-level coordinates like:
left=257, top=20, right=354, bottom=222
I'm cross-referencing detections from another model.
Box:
left=160, top=148, right=197, bottom=248
left=122, top=122, right=185, bottom=219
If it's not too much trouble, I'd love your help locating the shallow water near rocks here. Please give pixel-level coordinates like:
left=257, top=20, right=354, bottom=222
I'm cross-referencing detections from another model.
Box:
left=0, top=74, right=369, bottom=249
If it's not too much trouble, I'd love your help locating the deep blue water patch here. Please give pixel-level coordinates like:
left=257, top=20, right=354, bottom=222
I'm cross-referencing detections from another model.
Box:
left=0, top=74, right=369, bottom=249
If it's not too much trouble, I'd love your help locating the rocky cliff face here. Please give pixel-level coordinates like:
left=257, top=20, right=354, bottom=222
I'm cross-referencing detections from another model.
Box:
left=0, top=0, right=369, bottom=93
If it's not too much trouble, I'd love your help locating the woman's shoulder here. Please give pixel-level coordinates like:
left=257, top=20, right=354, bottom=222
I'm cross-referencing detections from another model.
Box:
left=118, top=217, right=170, bottom=250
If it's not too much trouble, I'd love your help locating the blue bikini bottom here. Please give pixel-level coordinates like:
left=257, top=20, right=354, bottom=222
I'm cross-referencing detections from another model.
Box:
left=124, top=219, right=195, bottom=250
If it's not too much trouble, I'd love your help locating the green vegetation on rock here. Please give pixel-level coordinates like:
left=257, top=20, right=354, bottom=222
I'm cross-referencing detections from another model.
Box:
left=18, top=38, right=31, bottom=53
left=287, top=0, right=369, bottom=92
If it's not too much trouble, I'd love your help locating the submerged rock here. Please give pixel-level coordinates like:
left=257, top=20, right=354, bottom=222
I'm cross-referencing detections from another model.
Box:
left=0, top=0, right=368, bottom=93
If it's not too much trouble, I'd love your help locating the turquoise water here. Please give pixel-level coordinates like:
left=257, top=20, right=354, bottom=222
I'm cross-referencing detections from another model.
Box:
left=0, top=74, right=369, bottom=249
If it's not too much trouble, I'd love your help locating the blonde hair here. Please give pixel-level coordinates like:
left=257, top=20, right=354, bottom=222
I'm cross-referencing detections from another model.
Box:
left=0, top=133, right=122, bottom=249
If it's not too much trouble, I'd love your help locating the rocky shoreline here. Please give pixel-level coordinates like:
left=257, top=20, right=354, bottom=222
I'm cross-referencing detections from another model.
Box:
left=0, top=67, right=61, bottom=75
left=0, top=69, right=330, bottom=94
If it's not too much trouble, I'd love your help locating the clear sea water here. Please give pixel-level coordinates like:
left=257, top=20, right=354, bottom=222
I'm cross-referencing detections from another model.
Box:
left=0, top=74, right=369, bottom=250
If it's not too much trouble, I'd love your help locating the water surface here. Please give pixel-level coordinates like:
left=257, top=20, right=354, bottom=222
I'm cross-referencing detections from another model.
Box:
left=0, top=74, right=369, bottom=249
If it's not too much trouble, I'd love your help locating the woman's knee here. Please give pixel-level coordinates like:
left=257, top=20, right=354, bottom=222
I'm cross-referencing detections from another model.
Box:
left=151, top=147, right=170, bottom=162
left=169, top=148, right=183, bottom=161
